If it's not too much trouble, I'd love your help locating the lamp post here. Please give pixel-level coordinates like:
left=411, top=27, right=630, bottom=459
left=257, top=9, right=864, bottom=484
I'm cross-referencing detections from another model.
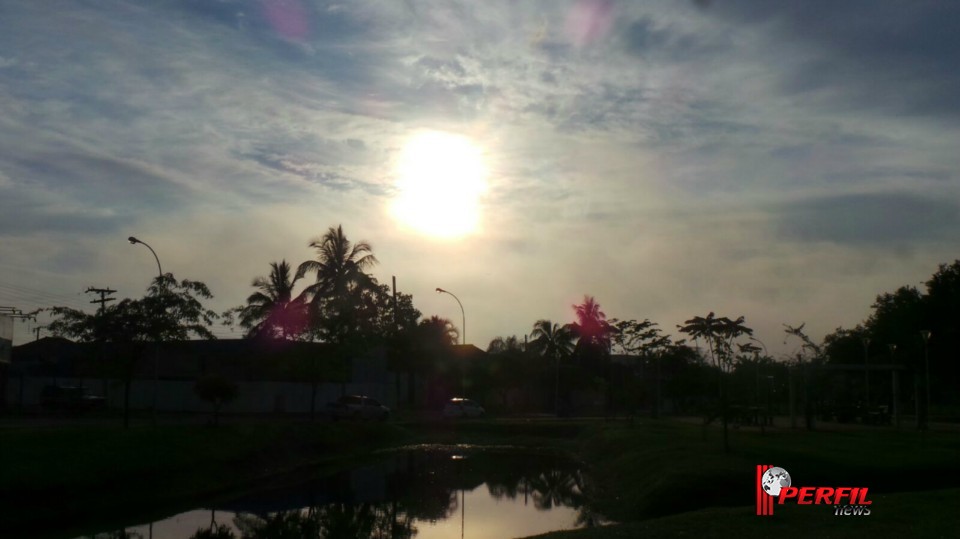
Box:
left=861, top=337, right=870, bottom=406
left=888, top=343, right=901, bottom=428
left=435, top=288, right=465, bottom=345
left=750, top=336, right=768, bottom=431
left=436, top=287, right=466, bottom=396
left=920, top=330, right=931, bottom=429
left=128, top=237, right=162, bottom=280
left=128, top=236, right=163, bottom=425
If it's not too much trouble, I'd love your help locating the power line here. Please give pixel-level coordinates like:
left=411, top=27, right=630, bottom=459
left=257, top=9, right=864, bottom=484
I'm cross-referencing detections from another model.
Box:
left=0, top=281, right=89, bottom=309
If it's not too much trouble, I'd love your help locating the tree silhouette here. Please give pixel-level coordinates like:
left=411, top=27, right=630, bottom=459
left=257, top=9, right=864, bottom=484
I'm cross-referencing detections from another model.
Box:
left=47, top=274, right=218, bottom=428
left=571, top=296, right=617, bottom=415
left=678, top=312, right=752, bottom=452
left=231, top=260, right=308, bottom=340
left=487, top=335, right=524, bottom=354
left=611, top=318, right=673, bottom=418
left=571, top=296, right=614, bottom=354
left=418, top=315, right=459, bottom=349
left=296, top=225, right=380, bottom=345
left=194, top=374, right=238, bottom=427
left=530, top=319, right=576, bottom=416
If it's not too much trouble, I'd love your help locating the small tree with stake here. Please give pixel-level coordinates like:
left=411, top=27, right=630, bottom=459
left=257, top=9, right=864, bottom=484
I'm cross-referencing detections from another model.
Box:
left=194, top=375, right=238, bottom=427
left=678, top=312, right=753, bottom=453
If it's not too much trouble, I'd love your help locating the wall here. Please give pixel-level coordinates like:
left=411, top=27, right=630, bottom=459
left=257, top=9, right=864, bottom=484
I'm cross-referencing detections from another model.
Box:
left=5, top=375, right=398, bottom=414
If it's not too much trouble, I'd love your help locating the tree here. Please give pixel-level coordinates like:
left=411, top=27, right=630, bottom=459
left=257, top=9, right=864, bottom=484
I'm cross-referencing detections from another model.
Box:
left=296, top=225, right=380, bottom=345
left=610, top=318, right=672, bottom=418
left=231, top=260, right=308, bottom=340
left=417, top=316, right=459, bottom=349
left=47, top=274, right=219, bottom=428
left=571, top=297, right=617, bottom=414
left=194, top=375, right=238, bottom=427
left=530, top=320, right=575, bottom=416
left=487, top=335, right=524, bottom=354
left=678, top=312, right=752, bottom=452
left=571, top=296, right=614, bottom=357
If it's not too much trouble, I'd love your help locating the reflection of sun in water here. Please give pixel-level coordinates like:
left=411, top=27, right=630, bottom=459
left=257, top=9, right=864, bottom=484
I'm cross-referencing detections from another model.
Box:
left=392, top=130, right=487, bottom=238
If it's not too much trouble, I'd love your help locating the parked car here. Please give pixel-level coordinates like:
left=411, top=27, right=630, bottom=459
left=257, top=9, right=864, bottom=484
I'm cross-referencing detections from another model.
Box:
left=40, top=385, right=106, bottom=412
left=325, top=395, right=390, bottom=421
left=442, top=397, right=485, bottom=418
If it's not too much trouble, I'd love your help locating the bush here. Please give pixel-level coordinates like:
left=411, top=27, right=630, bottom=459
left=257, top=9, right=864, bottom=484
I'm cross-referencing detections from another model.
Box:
left=194, top=375, right=238, bottom=426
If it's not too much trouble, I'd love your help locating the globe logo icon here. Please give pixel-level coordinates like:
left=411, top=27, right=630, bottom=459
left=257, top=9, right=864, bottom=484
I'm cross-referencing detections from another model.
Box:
left=761, top=467, right=791, bottom=496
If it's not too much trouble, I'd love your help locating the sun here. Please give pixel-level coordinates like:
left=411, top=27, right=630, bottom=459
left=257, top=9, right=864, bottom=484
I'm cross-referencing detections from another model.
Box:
left=391, top=130, right=487, bottom=238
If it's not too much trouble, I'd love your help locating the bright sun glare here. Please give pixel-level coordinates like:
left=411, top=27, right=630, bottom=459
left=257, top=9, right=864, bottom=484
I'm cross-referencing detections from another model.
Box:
left=392, top=130, right=487, bottom=238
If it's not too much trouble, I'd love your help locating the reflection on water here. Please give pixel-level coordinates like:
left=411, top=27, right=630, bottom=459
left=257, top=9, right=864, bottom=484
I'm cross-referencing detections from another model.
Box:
left=75, top=450, right=605, bottom=539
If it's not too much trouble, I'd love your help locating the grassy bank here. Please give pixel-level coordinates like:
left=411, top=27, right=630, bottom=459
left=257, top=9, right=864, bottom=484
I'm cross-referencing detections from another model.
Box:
left=0, top=420, right=414, bottom=537
left=2, top=417, right=958, bottom=538
left=531, top=489, right=960, bottom=538
left=530, top=420, right=960, bottom=538
left=574, top=420, right=960, bottom=522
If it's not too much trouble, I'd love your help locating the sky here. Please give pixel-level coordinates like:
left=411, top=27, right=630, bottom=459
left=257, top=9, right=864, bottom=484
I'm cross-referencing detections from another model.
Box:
left=1, top=0, right=959, bottom=353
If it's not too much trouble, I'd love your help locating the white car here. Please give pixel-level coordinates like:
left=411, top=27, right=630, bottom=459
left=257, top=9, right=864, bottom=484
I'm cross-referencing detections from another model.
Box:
left=442, top=397, right=485, bottom=418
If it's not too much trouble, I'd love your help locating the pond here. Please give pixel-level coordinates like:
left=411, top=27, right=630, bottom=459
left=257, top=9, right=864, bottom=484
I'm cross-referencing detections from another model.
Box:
left=74, top=447, right=607, bottom=539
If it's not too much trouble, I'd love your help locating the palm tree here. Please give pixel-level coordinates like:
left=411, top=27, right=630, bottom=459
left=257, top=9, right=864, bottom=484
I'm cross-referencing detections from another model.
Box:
left=571, top=296, right=614, bottom=352
left=530, top=319, right=575, bottom=416
left=235, top=260, right=307, bottom=340
left=296, top=225, right=380, bottom=344
left=571, top=296, right=616, bottom=414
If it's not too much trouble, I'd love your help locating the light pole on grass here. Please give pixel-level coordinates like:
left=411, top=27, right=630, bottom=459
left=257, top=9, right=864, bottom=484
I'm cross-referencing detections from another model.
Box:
left=128, top=235, right=163, bottom=424
left=920, top=330, right=932, bottom=429
left=861, top=337, right=871, bottom=406
left=435, top=288, right=465, bottom=345
left=128, top=236, right=162, bottom=280
left=436, top=287, right=466, bottom=396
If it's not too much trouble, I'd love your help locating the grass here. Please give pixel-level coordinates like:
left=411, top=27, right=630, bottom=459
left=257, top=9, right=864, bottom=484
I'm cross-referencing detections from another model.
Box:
left=573, top=420, right=960, bottom=522
left=0, top=419, right=413, bottom=537
left=1, top=416, right=958, bottom=538
left=525, top=420, right=960, bottom=538
left=529, top=489, right=960, bottom=539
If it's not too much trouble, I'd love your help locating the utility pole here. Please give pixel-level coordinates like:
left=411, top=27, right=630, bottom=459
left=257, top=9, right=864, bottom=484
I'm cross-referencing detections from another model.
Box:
left=85, top=287, right=117, bottom=314
left=33, top=325, right=47, bottom=341
left=392, top=276, right=398, bottom=332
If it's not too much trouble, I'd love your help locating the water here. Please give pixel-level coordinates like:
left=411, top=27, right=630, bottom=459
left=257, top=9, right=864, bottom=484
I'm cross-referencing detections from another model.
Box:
left=74, top=448, right=606, bottom=539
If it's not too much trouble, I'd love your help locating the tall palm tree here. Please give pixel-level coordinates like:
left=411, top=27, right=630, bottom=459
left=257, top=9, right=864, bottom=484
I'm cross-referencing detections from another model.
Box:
left=571, top=296, right=614, bottom=352
left=530, top=320, right=576, bottom=360
left=296, top=225, right=380, bottom=343
left=571, top=296, right=616, bottom=415
left=236, top=260, right=306, bottom=340
left=530, top=319, right=575, bottom=416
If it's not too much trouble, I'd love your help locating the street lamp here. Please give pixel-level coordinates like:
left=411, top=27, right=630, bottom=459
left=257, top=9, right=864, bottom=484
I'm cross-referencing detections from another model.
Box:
left=128, top=236, right=163, bottom=280
left=128, top=236, right=163, bottom=424
left=435, top=288, right=465, bottom=345
left=749, top=336, right=768, bottom=431
left=920, top=330, right=932, bottom=428
left=861, top=337, right=871, bottom=406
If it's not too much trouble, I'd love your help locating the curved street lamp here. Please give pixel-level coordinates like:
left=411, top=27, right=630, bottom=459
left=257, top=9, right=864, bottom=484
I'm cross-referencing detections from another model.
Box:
left=128, top=236, right=163, bottom=425
left=128, top=236, right=163, bottom=280
left=920, top=330, right=932, bottom=429
left=435, top=287, right=465, bottom=345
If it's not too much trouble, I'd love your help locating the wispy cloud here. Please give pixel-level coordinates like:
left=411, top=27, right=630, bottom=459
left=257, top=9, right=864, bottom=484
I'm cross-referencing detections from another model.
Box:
left=1, top=0, right=958, bottom=349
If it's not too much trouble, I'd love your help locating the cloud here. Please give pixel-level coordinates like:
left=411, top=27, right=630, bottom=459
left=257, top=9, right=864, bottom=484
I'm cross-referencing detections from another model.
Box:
left=2, top=0, right=959, bottom=352
left=705, top=0, right=960, bottom=118
left=774, top=192, right=960, bottom=245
